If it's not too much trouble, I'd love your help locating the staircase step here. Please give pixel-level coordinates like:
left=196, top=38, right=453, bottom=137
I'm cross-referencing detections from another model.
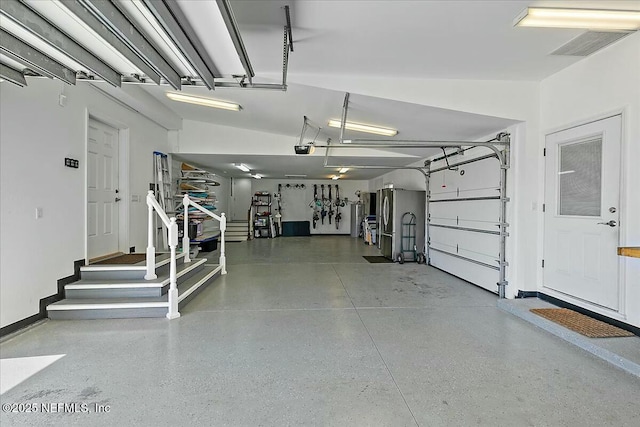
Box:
left=47, top=297, right=169, bottom=319
left=48, top=264, right=223, bottom=320
left=178, top=264, right=222, bottom=308
left=65, top=259, right=207, bottom=298
left=225, top=231, right=248, bottom=237
left=80, top=252, right=187, bottom=280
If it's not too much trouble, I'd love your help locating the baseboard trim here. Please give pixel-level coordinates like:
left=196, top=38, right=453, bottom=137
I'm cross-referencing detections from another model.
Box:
left=538, top=292, right=640, bottom=337
left=0, top=259, right=84, bottom=338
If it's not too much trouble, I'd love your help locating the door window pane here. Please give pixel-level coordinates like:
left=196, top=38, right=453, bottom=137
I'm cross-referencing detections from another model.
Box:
left=558, top=138, right=602, bottom=216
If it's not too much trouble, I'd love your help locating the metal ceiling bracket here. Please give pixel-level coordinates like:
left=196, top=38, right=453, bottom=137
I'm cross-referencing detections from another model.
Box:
left=74, top=0, right=182, bottom=89
left=141, top=0, right=219, bottom=90
left=1, top=0, right=121, bottom=87
left=282, top=25, right=289, bottom=88
left=58, top=0, right=161, bottom=85
left=339, top=93, right=350, bottom=143
left=216, top=0, right=254, bottom=81
left=0, top=28, right=76, bottom=85
left=0, top=62, right=27, bottom=86
left=284, top=5, right=293, bottom=52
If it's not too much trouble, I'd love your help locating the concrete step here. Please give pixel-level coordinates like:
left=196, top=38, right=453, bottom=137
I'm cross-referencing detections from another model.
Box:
left=65, top=258, right=207, bottom=298
left=48, top=264, right=222, bottom=320
left=227, top=225, right=248, bottom=231
left=80, top=252, right=187, bottom=280
left=224, top=234, right=248, bottom=242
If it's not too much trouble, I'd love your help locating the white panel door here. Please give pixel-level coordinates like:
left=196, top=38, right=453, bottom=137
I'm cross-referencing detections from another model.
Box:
left=231, top=178, right=252, bottom=221
left=543, top=115, right=621, bottom=310
left=87, top=118, right=119, bottom=259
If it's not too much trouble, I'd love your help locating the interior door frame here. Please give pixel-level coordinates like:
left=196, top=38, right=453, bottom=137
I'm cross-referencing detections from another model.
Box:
left=84, top=109, right=131, bottom=263
left=541, top=108, right=628, bottom=319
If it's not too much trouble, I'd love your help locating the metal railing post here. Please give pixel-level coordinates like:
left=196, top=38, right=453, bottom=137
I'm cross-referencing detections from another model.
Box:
left=220, top=213, right=227, bottom=275
left=182, top=194, right=191, bottom=263
left=166, top=217, right=180, bottom=319
left=145, top=190, right=157, bottom=280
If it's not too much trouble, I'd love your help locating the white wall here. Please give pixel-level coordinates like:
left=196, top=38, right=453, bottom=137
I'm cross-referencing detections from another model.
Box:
left=178, top=120, right=297, bottom=155
left=540, top=32, right=640, bottom=327
left=251, top=179, right=368, bottom=234
left=0, top=78, right=173, bottom=328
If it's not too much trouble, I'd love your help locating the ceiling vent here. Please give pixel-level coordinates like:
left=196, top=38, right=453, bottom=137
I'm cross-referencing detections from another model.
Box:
left=551, top=31, right=631, bottom=56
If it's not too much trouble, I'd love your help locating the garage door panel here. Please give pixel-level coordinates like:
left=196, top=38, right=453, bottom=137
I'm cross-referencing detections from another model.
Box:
left=430, top=200, right=500, bottom=231
left=430, top=251, right=500, bottom=294
left=430, top=228, right=499, bottom=265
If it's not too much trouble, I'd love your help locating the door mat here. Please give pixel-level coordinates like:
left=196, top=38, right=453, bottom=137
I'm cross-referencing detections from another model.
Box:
left=530, top=308, right=635, bottom=338
left=363, top=256, right=394, bottom=263
left=92, top=254, right=149, bottom=265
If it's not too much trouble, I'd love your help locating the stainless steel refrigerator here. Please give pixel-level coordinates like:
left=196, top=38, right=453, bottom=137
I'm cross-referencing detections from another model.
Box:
left=379, top=188, right=426, bottom=261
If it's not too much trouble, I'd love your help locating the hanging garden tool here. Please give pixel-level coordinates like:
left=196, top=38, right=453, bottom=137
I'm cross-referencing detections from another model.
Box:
left=320, top=184, right=327, bottom=224
left=328, top=184, right=334, bottom=224
left=309, top=184, right=320, bottom=228
left=275, top=183, right=283, bottom=235
left=335, top=184, right=341, bottom=229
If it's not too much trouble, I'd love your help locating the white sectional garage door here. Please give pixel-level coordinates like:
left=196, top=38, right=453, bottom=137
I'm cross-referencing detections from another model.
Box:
left=428, top=153, right=502, bottom=293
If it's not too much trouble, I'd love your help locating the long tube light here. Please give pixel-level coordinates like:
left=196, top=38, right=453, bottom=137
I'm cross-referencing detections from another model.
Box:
left=328, top=119, right=398, bottom=137
left=166, top=92, right=241, bottom=111
left=234, top=163, right=250, bottom=172
left=514, top=7, right=640, bottom=30
left=339, top=168, right=349, bottom=173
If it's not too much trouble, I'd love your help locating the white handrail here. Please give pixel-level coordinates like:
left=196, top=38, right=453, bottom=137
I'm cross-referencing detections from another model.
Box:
left=182, top=195, right=227, bottom=275
left=145, top=190, right=180, bottom=319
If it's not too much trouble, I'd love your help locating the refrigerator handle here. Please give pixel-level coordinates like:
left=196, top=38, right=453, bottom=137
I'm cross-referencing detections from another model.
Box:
left=383, top=195, right=390, bottom=228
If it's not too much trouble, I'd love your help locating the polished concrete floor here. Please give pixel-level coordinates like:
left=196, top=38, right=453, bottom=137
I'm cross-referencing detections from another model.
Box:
left=1, top=236, right=639, bottom=426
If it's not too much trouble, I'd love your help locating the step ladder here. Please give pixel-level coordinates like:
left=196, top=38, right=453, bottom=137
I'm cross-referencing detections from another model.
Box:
left=153, top=151, right=172, bottom=249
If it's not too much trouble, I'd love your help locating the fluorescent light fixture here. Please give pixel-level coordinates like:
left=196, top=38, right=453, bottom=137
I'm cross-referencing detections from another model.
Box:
left=514, top=7, right=640, bottom=30
left=285, top=174, right=307, bottom=178
left=339, top=168, right=349, bottom=174
left=331, top=175, right=340, bottom=180
left=166, top=92, right=241, bottom=111
left=251, top=174, right=262, bottom=179
left=558, top=170, right=576, bottom=175
left=328, top=119, right=398, bottom=137
left=234, top=163, right=250, bottom=172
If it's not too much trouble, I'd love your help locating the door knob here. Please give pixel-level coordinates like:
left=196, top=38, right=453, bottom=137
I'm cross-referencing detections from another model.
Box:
left=115, top=197, right=122, bottom=202
left=597, top=220, right=617, bottom=227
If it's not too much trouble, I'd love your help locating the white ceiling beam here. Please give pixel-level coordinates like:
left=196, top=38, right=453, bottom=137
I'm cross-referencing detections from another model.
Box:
left=141, top=0, right=218, bottom=90
left=0, top=0, right=121, bottom=87
left=73, top=0, right=182, bottom=89
left=215, top=0, right=254, bottom=80
left=58, top=0, right=161, bottom=84
left=0, top=28, right=76, bottom=85
left=0, top=62, right=27, bottom=86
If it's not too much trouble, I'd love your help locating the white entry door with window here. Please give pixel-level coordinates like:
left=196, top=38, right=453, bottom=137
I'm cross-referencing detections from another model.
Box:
left=543, top=115, right=622, bottom=311
left=87, top=118, right=120, bottom=259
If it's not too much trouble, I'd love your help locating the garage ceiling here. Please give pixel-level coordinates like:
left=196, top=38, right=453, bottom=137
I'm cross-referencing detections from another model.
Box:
left=2, top=0, right=638, bottom=180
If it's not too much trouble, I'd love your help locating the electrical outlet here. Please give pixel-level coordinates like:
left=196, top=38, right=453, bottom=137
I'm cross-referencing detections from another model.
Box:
left=35, top=207, right=43, bottom=219
left=131, top=195, right=139, bottom=202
